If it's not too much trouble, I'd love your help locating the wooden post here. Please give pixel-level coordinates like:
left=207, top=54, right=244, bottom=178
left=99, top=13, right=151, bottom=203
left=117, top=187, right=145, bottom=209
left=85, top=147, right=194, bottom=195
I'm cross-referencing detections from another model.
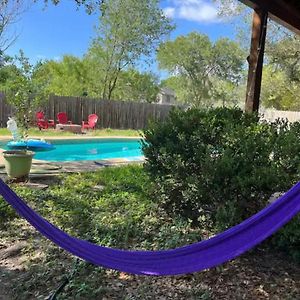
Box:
left=245, top=9, right=268, bottom=113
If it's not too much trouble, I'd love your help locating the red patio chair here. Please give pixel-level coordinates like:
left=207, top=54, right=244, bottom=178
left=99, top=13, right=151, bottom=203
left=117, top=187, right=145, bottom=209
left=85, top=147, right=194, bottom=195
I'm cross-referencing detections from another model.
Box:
left=82, top=114, right=98, bottom=130
left=57, top=112, right=72, bottom=124
left=36, top=111, right=55, bottom=130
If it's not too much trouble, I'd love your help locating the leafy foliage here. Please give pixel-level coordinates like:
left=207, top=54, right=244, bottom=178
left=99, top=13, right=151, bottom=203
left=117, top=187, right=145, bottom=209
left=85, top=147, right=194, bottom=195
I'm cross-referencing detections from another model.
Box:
left=213, top=1, right=300, bottom=111
left=1, top=51, right=48, bottom=137
left=142, top=107, right=300, bottom=229
left=262, top=36, right=300, bottom=110
left=0, top=166, right=208, bottom=298
left=0, top=56, right=19, bottom=84
left=34, top=55, right=89, bottom=97
left=1, top=166, right=204, bottom=250
left=86, top=0, right=174, bottom=100
left=31, top=0, right=171, bottom=103
left=261, top=66, right=300, bottom=110
left=0, top=198, right=16, bottom=224
left=109, top=69, right=159, bottom=103
left=1, top=164, right=300, bottom=298
left=271, top=216, right=300, bottom=262
left=28, top=55, right=160, bottom=102
left=267, top=35, right=300, bottom=82
left=39, top=0, right=105, bottom=14
left=157, top=32, right=245, bottom=106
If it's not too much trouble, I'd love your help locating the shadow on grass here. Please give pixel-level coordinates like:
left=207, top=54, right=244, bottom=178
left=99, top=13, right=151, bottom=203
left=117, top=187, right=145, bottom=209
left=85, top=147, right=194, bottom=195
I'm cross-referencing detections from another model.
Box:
left=1, top=239, right=300, bottom=300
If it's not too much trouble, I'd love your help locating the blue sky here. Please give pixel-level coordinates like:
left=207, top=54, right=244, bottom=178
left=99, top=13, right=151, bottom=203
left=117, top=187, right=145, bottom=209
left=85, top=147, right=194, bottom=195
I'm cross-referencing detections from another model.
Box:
left=6, top=0, right=243, bottom=76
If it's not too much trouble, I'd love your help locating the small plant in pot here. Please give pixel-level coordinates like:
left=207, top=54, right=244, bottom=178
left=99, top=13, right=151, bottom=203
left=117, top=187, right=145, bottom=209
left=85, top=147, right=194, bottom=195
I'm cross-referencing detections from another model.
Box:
left=2, top=150, right=35, bottom=181
left=2, top=51, right=47, bottom=181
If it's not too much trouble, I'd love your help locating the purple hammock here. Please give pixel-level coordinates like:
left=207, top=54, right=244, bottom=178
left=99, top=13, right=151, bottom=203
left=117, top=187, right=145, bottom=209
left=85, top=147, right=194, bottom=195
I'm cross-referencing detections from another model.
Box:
left=0, top=179, right=300, bottom=276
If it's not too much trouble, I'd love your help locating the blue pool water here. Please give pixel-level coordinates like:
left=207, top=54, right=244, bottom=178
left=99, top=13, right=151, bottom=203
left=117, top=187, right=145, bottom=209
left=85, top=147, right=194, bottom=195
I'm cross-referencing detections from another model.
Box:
left=1, top=138, right=144, bottom=162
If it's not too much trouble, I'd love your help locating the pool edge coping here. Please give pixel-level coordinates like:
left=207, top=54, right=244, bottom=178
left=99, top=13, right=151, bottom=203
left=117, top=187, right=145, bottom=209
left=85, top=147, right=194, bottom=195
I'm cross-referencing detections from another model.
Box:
left=0, top=135, right=142, bottom=141
left=0, top=136, right=145, bottom=174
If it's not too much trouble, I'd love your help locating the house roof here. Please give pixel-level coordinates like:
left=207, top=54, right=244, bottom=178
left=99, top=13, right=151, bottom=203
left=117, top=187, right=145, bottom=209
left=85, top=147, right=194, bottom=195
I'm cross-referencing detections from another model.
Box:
left=160, top=87, right=176, bottom=96
left=239, top=0, right=300, bottom=34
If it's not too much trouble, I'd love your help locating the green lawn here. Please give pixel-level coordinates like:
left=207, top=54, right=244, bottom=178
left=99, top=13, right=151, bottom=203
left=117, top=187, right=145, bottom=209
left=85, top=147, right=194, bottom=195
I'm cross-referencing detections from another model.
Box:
left=0, top=127, right=141, bottom=138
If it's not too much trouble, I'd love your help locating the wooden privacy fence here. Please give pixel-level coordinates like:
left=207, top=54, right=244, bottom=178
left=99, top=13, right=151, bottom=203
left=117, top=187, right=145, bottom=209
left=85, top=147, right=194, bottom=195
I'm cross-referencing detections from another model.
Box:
left=0, top=94, right=175, bottom=130
left=4, top=93, right=300, bottom=129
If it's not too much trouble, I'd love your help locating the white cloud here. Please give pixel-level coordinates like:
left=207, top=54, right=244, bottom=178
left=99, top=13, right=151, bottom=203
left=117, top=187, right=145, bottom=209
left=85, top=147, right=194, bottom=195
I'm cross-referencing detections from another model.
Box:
left=163, top=0, right=219, bottom=23
left=163, top=7, right=176, bottom=18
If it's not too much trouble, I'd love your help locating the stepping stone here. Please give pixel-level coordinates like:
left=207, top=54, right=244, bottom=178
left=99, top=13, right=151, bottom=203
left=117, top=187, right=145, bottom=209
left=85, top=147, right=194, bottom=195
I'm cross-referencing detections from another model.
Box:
left=93, top=185, right=105, bottom=191
left=0, top=242, right=27, bottom=260
left=22, top=182, right=49, bottom=190
left=268, top=192, right=284, bottom=203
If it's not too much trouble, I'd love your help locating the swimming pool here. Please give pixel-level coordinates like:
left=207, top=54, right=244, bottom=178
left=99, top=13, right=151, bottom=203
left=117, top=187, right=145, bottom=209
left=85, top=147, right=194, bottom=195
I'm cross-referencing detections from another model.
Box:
left=1, top=138, right=144, bottom=162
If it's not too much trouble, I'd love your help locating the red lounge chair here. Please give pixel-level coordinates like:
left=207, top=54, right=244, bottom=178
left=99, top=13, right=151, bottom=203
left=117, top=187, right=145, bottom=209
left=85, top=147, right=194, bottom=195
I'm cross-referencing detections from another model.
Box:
left=82, top=114, right=98, bottom=130
left=57, top=112, right=72, bottom=124
left=36, top=111, right=55, bottom=130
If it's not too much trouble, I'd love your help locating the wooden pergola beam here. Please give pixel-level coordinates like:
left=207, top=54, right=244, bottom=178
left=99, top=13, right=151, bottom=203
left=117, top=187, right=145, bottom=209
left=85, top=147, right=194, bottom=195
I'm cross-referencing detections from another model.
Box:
left=240, top=0, right=300, bottom=113
left=245, top=9, right=268, bottom=113
left=240, top=0, right=300, bottom=34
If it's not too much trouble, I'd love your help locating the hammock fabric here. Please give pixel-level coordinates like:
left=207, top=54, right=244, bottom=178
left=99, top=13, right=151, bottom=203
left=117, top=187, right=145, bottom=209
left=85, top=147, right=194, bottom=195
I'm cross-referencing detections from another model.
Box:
left=0, top=179, right=300, bottom=276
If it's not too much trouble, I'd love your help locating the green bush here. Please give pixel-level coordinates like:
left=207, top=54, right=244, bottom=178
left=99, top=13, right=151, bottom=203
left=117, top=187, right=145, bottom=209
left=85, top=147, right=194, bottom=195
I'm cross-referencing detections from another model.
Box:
left=142, top=107, right=300, bottom=230
left=271, top=216, right=300, bottom=262
left=0, top=198, right=17, bottom=223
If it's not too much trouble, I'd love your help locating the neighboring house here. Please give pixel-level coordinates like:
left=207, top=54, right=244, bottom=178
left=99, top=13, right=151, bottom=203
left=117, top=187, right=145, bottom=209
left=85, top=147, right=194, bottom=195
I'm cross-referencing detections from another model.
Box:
left=157, top=87, right=176, bottom=105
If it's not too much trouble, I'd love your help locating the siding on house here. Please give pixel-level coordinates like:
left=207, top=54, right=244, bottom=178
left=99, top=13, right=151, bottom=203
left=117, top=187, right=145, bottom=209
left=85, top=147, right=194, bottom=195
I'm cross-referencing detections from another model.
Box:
left=157, top=87, right=177, bottom=105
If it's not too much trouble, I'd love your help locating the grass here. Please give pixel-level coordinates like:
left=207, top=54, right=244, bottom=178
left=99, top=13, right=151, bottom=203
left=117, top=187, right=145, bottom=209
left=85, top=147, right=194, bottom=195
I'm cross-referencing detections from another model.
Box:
left=0, top=127, right=141, bottom=138
left=0, top=166, right=204, bottom=299
left=8, top=166, right=202, bottom=250
left=0, top=165, right=299, bottom=299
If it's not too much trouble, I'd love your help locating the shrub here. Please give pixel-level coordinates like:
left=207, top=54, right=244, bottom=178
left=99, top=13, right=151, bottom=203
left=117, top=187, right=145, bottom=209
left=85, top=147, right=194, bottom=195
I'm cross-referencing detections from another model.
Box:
left=0, top=198, right=17, bottom=223
left=271, top=216, right=300, bottom=262
left=142, top=107, right=300, bottom=230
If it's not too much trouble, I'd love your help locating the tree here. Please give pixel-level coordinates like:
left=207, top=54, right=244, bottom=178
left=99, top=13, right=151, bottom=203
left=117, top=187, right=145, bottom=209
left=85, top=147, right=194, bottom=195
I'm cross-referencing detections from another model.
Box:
left=213, top=0, right=246, bottom=18
left=210, top=77, right=245, bottom=107
left=261, top=65, right=300, bottom=111
left=38, top=0, right=104, bottom=14
left=212, top=0, right=253, bottom=49
left=0, top=0, right=29, bottom=58
left=0, top=56, right=19, bottom=85
left=214, top=0, right=300, bottom=111
left=40, top=1, right=101, bottom=9
left=0, top=0, right=30, bottom=73
left=267, top=35, right=300, bottom=82
left=31, top=55, right=159, bottom=101
left=3, top=51, right=48, bottom=137
left=113, top=69, right=159, bottom=103
left=213, top=0, right=295, bottom=51
left=259, top=33, right=300, bottom=110
left=157, top=32, right=245, bottom=106
left=160, top=76, right=190, bottom=105
left=35, top=55, right=89, bottom=97
left=157, top=33, right=212, bottom=105
left=86, top=0, right=173, bottom=100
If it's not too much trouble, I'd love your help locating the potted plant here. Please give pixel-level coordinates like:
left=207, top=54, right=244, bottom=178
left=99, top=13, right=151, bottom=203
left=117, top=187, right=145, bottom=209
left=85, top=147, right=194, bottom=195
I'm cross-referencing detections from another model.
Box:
left=2, top=51, right=47, bottom=180
left=2, top=150, right=35, bottom=180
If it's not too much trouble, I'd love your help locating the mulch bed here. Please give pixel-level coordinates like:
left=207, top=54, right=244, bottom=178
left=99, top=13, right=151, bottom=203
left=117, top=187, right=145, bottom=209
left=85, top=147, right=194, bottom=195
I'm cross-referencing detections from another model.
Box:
left=0, top=241, right=299, bottom=299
